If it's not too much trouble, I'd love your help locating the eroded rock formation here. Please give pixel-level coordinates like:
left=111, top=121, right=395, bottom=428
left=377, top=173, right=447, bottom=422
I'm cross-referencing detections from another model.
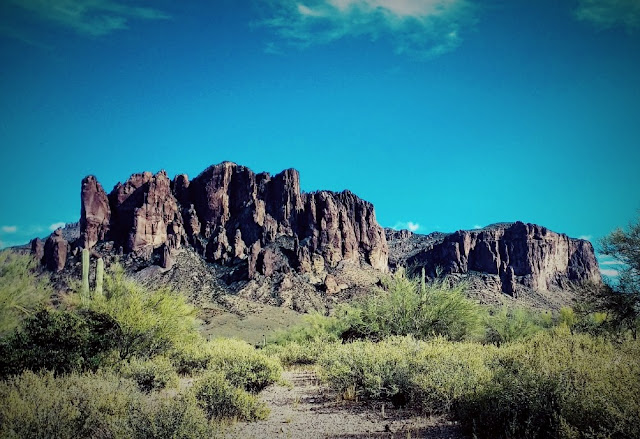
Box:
left=391, top=222, right=601, bottom=295
left=80, top=176, right=110, bottom=250
left=76, top=162, right=388, bottom=279
left=43, top=229, right=69, bottom=272
left=30, top=162, right=600, bottom=308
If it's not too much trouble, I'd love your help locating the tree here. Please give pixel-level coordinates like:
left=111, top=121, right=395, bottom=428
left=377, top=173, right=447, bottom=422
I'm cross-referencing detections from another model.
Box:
left=597, top=213, right=640, bottom=338
left=0, top=251, right=51, bottom=335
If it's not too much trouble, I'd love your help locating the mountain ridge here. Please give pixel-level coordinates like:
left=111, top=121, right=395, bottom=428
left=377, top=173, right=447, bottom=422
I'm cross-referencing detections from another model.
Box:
left=27, top=161, right=601, bottom=311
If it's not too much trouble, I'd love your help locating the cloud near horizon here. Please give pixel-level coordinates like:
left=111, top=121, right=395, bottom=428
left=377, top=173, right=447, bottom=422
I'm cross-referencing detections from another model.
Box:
left=49, top=222, right=66, bottom=231
left=260, top=0, right=476, bottom=58
left=600, top=268, right=620, bottom=277
left=575, top=0, right=640, bottom=31
left=1, top=226, right=17, bottom=234
left=6, top=0, right=169, bottom=37
left=393, top=221, right=420, bottom=232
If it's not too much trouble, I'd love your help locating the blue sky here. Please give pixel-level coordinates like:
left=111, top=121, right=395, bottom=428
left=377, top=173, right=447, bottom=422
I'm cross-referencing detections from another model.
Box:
left=1, top=0, right=639, bottom=276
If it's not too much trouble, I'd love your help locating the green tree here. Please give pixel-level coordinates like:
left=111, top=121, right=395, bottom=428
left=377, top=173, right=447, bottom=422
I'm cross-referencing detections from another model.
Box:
left=86, top=263, right=199, bottom=359
left=0, top=251, right=51, bottom=335
left=598, top=213, right=640, bottom=338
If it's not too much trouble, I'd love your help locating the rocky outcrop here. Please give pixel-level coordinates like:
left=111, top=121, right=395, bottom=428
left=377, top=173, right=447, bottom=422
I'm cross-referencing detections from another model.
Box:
left=43, top=229, right=69, bottom=272
left=30, top=238, right=44, bottom=263
left=75, top=162, right=387, bottom=280
left=80, top=176, right=110, bottom=250
left=107, top=171, right=185, bottom=255
left=397, top=222, right=601, bottom=295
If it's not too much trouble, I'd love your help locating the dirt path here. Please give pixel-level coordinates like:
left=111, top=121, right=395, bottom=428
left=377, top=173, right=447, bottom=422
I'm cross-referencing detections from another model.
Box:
left=228, top=370, right=464, bottom=439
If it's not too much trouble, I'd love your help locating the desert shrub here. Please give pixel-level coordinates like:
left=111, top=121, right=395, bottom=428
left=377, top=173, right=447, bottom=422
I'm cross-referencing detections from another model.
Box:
left=206, top=338, right=282, bottom=392
left=0, top=251, right=51, bottom=334
left=0, top=370, right=216, bottom=439
left=85, top=263, right=200, bottom=359
left=132, top=392, right=213, bottom=439
left=170, top=337, right=281, bottom=391
left=0, top=308, right=120, bottom=377
left=270, top=312, right=344, bottom=344
left=484, top=306, right=544, bottom=346
left=410, top=338, right=496, bottom=414
left=319, top=337, right=417, bottom=401
left=456, top=328, right=640, bottom=439
left=170, top=338, right=216, bottom=375
left=339, top=270, right=484, bottom=342
left=319, top=336, right=496, bottom=409
left=193, top=370, right=269, bottom=421
left=263, top=340, right=332, bottom=366
left=0, top=370, right=142, bottom=438
left=118, top=355, right=179, bottom=393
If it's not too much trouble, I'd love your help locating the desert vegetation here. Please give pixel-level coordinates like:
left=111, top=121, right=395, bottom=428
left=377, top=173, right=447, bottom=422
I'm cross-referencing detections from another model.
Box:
left=0, top=255, right=280, bottom=438
left=265, top=269, right=639, bottom=438
left=1, top=216, right=639, bottom=438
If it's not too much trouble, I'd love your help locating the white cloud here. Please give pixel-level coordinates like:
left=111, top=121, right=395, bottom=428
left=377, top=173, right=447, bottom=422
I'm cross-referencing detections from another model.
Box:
left=473, top=224, right=482, bottom=229
left=575, top=0, right=640, bottom=31
left=600, top=268, right=620, bottom=277
left=260, top=0, right=475, bottom=58
left=393, top=221, right=420, bottom=232
left=49, top=222, right=66, bottom=231
left=6, top=0, right=169, bottom=37
left=578, top=235, right=592, bottom=241
left=1, top=226, right=17, bottom=234
left=600, top=260, right=623, bottom=265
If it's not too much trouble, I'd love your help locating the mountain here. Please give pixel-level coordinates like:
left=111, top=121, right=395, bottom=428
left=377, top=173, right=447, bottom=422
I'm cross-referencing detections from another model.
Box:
left=386, top=223, right=601, bottom=309
left=29, top=162, right=601, bottom=311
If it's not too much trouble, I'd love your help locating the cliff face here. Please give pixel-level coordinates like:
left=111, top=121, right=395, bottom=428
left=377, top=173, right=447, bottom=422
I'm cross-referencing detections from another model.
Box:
left=30, top=162, right=602, bottom=310
left=392, top=222, right=601, bottom=296
left=78, top=162, right=388, bottom=279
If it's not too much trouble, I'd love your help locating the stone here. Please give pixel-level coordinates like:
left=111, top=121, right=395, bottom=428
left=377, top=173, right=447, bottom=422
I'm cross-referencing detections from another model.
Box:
left=30, top=238, right=44, bottom=263
left=79, top=175, right=110, bottom=250
left=43, top=229, right=68, bottom=272
left=160, top=244, right=173, bottom=269
left=324, top=274, right=338, bottom=294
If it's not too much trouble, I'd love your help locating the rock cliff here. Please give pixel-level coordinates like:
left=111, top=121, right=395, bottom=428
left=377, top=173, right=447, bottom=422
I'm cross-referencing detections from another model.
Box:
left=77, top=162, right=388, bottom=280
left=29, top=162, right=602, bottom=311
left=387, top=222, right=601, bottom=297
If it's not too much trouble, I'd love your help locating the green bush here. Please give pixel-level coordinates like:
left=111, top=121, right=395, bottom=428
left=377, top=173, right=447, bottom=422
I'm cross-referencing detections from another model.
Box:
left=193, top=370, right=269, bottom=421
left=484, top=306, right=544, bottom=346
left=118, top=356, right=179, bottom=393
left=339, top=270, right=484, bottom=342
left=316, top=330, right=640, bottom=438
left=0, top=370, right=216, bottom=438
left=456, top=328, right=640, bottom=438
left=170, top=338, right=215, bottom=375
left=206, top=338, right=282, bottom=392
left=133, top=392, right=213, bottom=439
left=0, top=308, right=120, bottom=377
left=0, top=370, right=141, bottom=438
left=410, top=338, right=496, bottom=414
left=319, top=337, right=417, bottom=401
left=263, top=340, right=332, bottom=366
left=0, top=251, right=51, bottom=335
left=270, top=312, right=344, bottom=344
left=85, top=263, right=200, bottom=360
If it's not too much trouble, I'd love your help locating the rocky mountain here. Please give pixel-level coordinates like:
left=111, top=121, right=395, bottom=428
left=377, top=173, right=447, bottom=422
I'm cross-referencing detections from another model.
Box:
left=28, top=162, right=601, bottom=311
left=386, top=223, right=601, bottom=308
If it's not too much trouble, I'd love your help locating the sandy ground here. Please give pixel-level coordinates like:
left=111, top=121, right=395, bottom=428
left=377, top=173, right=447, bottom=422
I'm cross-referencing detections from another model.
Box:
left=227, top=370, right=464, bottom=439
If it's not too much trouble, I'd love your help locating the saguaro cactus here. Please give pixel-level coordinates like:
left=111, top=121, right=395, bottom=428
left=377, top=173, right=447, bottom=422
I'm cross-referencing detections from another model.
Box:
left=82, top=248, right=90, bottom=296
left=421, top=267, right=426, bottom=294
left=96, top=257, right=104, bottom=296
